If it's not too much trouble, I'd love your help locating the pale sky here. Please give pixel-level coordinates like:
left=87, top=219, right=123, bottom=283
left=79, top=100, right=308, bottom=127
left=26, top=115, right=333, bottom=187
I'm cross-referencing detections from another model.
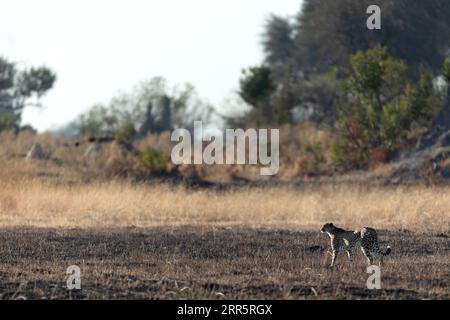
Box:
left=0, top=0, right=302, bottom=132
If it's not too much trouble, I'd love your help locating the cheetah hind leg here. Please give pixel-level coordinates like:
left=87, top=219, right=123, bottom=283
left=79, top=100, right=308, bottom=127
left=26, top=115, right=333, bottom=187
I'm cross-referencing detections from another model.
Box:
left=361, top=247, right=373, bottom=266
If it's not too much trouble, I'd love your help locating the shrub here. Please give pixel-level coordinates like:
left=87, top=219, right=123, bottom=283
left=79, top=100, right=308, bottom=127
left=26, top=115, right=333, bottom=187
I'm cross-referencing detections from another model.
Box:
left=331, top=137, right=366, bottom=171
left=302, top=143, right=326, bottom=172
left=115, top=122, right=136, bottom=144
left=139, top=147, right=170, bottom=174
left=0, top=114, right=20, bottom=133
left=332, top=46, right=443, bottom=170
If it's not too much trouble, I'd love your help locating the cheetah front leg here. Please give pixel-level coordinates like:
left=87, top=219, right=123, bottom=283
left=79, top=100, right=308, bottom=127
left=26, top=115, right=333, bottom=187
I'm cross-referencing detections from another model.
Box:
left=330, top=249, right=338, bottom=267
left=329, top=239, right=340, bottom=267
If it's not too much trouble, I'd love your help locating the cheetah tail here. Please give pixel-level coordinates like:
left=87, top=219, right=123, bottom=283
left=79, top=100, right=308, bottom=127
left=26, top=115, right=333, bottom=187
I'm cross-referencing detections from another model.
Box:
left=383, top=245, right=391, bottom=256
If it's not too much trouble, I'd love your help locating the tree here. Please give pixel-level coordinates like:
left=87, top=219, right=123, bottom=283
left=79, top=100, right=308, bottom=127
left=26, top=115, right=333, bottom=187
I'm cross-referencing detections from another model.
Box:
left=76, top=104, right=118, bottom=137
left=262, top=14, right=296, bottom=82
left=294, top=0, right=450, bottom=78
left=332, top=46, right=442, bottom=170
left=238, top=65, right=276, bottom=126
left=76, top=77, right=214, bottom=138
left=253, top=0, right=450, bottom=126
left=0, top=56, right=56, bottom=132
left=443, top=59, right=450, bottom=83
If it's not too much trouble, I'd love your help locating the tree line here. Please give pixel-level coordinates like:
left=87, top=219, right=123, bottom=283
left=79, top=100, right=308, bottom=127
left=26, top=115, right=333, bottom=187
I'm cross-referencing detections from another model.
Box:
left=2, top=0, right=450, bottom=171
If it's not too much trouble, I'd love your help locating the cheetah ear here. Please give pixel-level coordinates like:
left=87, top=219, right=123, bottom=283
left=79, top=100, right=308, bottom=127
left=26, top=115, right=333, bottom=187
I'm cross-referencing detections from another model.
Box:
left=329, top=223, right=334, bottom=227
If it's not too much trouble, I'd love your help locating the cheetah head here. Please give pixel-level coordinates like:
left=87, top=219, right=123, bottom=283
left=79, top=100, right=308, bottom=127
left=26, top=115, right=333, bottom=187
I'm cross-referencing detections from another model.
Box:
left=320, top=223, right=335, bottom=233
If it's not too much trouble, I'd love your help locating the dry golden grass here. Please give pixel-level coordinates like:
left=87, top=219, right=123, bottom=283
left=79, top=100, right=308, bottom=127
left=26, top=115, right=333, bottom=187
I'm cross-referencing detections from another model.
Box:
left=0, top=129, right=449, bottom=232
left=1, top=172, right=449, bottom=232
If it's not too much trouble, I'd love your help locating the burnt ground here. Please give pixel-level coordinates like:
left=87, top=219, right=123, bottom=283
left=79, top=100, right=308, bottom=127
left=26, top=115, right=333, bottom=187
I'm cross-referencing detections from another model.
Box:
left=0, top=226, right=448, bottom=299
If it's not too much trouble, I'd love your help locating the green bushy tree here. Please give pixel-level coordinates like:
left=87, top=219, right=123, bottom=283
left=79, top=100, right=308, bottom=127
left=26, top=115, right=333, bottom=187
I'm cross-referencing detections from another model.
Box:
left=238, top=66, right=275, bottom=126
left=254, top=0, right=450, bottom=126
left=237, top=65, right=303, bottom=126
left=332, top=46, right=442, bottom=170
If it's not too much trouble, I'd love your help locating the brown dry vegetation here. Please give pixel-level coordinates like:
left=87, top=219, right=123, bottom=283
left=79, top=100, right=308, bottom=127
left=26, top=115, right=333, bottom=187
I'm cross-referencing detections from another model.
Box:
left=0, top=131, right=449, bottom=299
left=1, top=175, right=450, bottom=233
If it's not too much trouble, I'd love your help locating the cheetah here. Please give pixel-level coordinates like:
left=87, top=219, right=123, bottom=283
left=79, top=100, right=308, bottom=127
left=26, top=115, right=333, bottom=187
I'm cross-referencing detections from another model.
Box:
left=320, top=223, right=391, bottom=267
